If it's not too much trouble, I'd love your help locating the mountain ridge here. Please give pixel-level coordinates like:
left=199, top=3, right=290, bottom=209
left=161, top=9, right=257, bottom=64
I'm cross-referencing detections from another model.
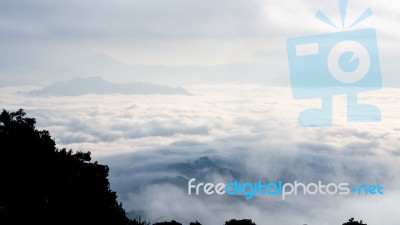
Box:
left=29, top=76, right=190, bottom=96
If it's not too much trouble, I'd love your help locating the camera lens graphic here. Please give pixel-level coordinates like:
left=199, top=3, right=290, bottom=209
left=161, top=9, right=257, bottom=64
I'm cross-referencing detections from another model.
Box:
left=328, top=40, right=371, bottom=84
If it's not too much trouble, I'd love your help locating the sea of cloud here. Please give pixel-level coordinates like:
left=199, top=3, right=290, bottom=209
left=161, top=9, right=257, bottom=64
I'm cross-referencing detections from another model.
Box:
left=1, top=84, right=399, bottom=225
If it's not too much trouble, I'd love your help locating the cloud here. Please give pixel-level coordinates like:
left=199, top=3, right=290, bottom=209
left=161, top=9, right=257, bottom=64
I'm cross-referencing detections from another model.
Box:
left=0, top=0, right=264, bottom=40
left=1, top=0, right=400, bottom=86
left=1, top=0, right=397, bottom=41
left=1, top=84, right=400, bottom=224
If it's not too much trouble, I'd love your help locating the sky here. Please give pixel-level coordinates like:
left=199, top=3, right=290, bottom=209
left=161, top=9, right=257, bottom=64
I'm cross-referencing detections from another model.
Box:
left=1, top=0, right=400, bottom=86
left=1, top=1, right=400, bottom=225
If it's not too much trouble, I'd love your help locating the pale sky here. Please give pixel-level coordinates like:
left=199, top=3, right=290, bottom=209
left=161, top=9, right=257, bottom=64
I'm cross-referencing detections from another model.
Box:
left=0, top=0, right=400, bottom=86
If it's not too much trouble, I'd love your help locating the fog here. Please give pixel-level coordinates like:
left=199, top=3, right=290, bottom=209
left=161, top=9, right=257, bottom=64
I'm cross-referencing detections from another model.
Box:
left=1, top=84, right=399, bottom=224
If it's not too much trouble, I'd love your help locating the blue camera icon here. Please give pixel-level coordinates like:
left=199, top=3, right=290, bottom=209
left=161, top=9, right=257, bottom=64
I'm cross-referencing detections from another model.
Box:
left=287, top=28, right=382, bottom=127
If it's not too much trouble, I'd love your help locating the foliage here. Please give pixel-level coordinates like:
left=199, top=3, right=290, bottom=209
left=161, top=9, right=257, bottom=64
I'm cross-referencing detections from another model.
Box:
left=153, top=220, right=182, bottom=225
left=342, top=218, right=367, bottom=225
left=0, top=109, right=130, bottom=225
left=225, top=219, right=256, bottom=225
left=189, top=221, right=202, bottom=225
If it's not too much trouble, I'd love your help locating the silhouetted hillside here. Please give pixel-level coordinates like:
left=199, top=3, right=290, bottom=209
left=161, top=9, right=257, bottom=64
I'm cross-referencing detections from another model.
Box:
left=0, top=109, right=131, bottom=225
left=29, top=77, right=190, bottom=96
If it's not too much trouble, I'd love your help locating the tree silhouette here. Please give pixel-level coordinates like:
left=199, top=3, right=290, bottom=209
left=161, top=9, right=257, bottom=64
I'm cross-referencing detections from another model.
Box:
left=189, top=221, right=202, bottom=225
left=225, top=219, right=256, bottom=225
left=0, top=109, right=133, bottom=225
left=342, top=218, right=367, bottom=225
left=153, top=220, right=182, bottom=225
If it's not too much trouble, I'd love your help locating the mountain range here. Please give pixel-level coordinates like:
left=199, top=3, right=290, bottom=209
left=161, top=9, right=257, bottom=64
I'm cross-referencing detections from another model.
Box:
left=29, top=77, right=190, bottom=96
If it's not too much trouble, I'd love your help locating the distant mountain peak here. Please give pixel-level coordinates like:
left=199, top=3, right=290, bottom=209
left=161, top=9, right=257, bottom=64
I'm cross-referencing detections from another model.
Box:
left=29, top=77, right=190, bottom=96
